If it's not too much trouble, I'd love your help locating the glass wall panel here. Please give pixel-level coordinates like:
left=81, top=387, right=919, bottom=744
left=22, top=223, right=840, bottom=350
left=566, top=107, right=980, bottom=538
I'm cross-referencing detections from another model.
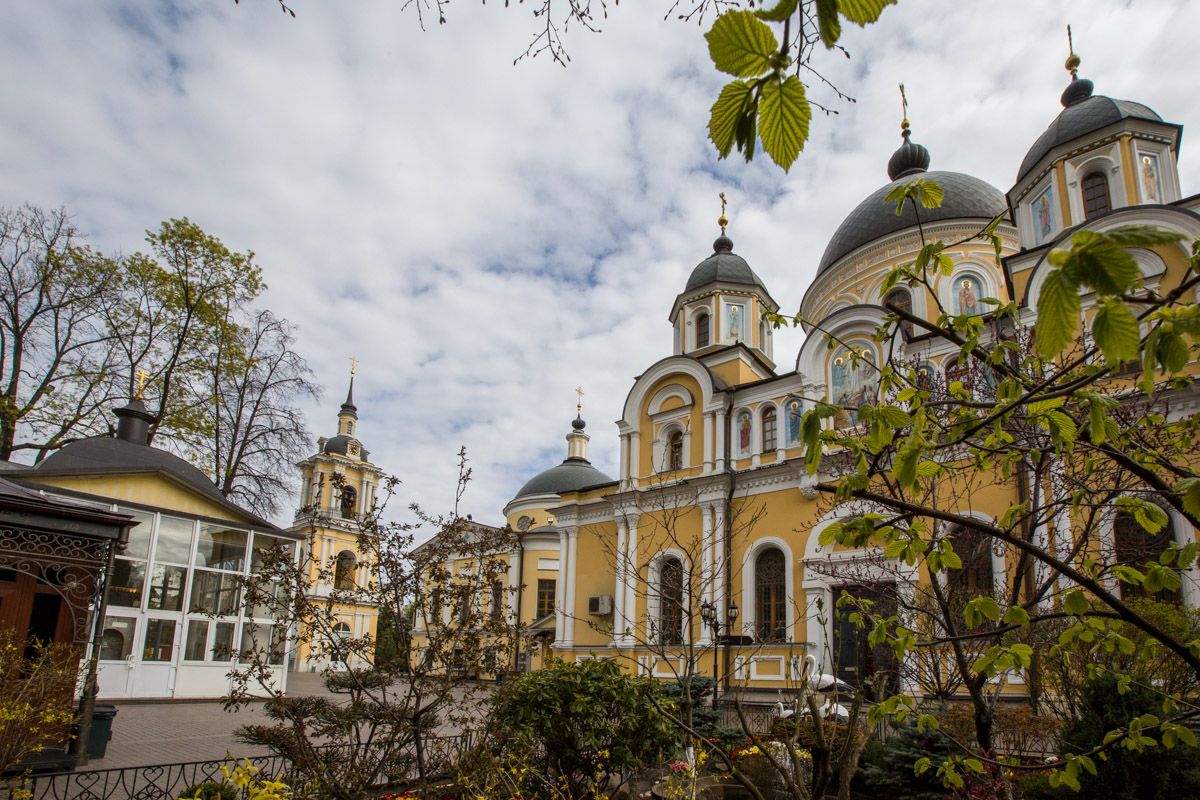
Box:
left=120, top=508, right=156, bottom=560
left=189, top=569, right=240, bottom=615
left=212, top=621, right=237, bottom=660
left=146, top=564, right=187, bottom=611
left=100, top=616, right=136, bottom=660
left=197, top=525, right=247, bottom=571
left=155, top=516, right=196, bottom=565
left=241, top=623, right=285, bottom=666
left=109, top=559, right=146, bottom=608
left=143, top=619, right=176, bottom=661
left=251, top=534, right=296, bottom=571
left=185, top=620, right=209, bottom=661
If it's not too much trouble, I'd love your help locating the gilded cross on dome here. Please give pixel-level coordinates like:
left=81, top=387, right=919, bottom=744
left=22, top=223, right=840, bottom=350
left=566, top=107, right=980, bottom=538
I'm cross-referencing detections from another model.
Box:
left=135, top=369, right=149, bottom=399
left=718, top=193, right=729, bottom=233
left=575, top=386, right=584, bottom=415
left=899, top=83, right=909, bottom=131
left=349, top=356, right=358, bottom=377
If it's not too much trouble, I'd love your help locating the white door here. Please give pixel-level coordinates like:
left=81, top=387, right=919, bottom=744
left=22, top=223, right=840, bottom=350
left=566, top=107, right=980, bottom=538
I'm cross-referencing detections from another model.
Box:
left=96, top=615, right=137, bottom=698
left=132, top=617, right=178, bottom=697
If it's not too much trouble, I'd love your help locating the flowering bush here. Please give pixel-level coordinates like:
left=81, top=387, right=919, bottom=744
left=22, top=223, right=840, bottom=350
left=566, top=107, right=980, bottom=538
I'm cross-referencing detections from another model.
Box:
left=0, top=629, right=80, bottom=775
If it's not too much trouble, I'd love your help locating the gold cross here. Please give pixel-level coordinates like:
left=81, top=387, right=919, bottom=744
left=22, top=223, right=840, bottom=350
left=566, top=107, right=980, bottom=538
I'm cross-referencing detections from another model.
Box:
left=1065, top=25, right=1080, bottom=77
left=575, top=386, right=584, bottom=415
left=718, top=192, right=729, bottom=233
left=899, top=83, right=909, bottom=130
left=349, top=356, right=358, bottom=377
left=135, top=369, right=148, bottom=399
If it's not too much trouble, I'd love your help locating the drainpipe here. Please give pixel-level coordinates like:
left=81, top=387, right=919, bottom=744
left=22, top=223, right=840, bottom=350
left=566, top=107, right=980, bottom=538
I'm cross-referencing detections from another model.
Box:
left=722, top=388, right=736, bottom=701
left=69, top=523, right=130, bottom=766
left=512, top=534, right=524, bottom=672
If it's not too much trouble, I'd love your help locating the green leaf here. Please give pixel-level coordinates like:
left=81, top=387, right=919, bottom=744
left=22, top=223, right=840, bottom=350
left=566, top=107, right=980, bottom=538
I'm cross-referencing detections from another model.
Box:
left=916, top=179, right=944, bottom=209
left=1177, top=478, right=1200, bottom=520
left=1003, top=606, right=1030, bottom=628
left=759, top=75, right=811, bottom=172
left=1159, top=331, right=1190, bottom=372
left=756, top=0, right=799, bottom=22
left=705, top=11, right=779, bottom=78
left=1101, top=225, right=1187, bottom=249
left=1093, top=298, right=1141, bottom=364
left=708, top=81, right=754, bottom=160
left=838, top=0, right=897, bottom=25
left=1036, top=268, right=1082, bottom=357
left=1064, top=590, right=1090, bottom=616
left=814, top=0, right=840, bottom=45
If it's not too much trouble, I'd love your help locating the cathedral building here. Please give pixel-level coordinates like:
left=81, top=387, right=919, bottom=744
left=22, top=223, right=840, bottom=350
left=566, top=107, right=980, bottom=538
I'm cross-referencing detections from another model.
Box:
left=444, top=58, right=1200, bottom=698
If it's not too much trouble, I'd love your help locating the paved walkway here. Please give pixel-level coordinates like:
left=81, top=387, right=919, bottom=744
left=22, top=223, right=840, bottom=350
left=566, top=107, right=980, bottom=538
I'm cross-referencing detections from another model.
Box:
left=90, top=672, right=330, bottom=770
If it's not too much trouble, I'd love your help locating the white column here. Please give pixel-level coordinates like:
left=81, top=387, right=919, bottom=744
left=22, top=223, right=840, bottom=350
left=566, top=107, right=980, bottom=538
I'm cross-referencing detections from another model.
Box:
left=624, top=517, right=639, bottom=645
left=711, top=504, right=726, bottom=630
left=703, top=412, right=715, bottom=473
left=320, top=537, right=332, bottom=587
left=554, top=530, right=568, bottom=645
left=628, top=432, right=641, bottom=487
left=700, top=504, right=714, bottom=646
left=614, top=519, right=628, bottom=646
left=564, top=527, right=579, bottom=646
left=508, top=549, right=521, bottom=623
left=619, top=434, right=630, bottom=488
left=714, top=409, right=727, bottom=471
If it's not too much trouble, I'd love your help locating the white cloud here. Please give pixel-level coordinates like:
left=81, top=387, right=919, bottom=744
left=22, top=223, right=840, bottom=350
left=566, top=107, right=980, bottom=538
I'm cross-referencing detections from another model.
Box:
left=2, top=0, right=1198, bottom=527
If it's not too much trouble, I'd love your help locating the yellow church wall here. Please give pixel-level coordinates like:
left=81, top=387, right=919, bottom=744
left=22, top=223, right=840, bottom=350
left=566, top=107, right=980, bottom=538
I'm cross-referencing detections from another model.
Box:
left=1120, top=135, right=1140, bottom=202
left=708, top=359, right=761, bottom=389
left=637, top=375, right=707, bottom=479
left=32, top=474, right=246, bottom=522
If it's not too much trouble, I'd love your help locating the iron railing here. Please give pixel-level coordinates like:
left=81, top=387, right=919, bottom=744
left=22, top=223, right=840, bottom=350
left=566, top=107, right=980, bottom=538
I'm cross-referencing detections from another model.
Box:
left=6, top=734, right=477, bottom=800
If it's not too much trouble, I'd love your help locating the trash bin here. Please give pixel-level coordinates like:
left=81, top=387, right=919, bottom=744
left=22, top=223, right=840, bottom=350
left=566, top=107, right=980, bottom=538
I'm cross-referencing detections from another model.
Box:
left=87, top=705, right=118, bottom=760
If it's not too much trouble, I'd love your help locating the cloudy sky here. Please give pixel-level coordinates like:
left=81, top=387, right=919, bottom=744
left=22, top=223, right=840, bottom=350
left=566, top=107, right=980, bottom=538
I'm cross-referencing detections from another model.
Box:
left=3, top=0, right=1199, bottom=527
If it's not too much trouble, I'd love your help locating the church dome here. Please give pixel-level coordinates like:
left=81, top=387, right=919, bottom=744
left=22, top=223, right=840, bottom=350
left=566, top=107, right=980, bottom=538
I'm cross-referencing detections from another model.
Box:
left=817, top=171, right=1007, bottom=275
left=322, top=434, right=370, bottom=461
left=685, top=234, right=768, bottom=293
left=1016, top=78, right=1162, bottom=183
left=513, top=458, right=613, bottom=500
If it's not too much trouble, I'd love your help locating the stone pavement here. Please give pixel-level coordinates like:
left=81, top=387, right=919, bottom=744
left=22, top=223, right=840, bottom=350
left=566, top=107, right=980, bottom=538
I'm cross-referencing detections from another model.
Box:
left=90, top=672, right=331, bottom=770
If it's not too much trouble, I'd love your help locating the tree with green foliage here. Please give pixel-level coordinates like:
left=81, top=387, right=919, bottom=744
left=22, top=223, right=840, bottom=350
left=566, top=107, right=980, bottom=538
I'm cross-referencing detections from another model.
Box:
left=490, top=657, right=680, bottom=800
left=774, top=175, right=1200, bottom=789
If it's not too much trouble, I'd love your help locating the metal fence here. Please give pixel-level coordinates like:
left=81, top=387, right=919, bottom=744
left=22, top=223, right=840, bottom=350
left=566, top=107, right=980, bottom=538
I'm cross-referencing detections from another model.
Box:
left=6, top=735, right=477, bottom=800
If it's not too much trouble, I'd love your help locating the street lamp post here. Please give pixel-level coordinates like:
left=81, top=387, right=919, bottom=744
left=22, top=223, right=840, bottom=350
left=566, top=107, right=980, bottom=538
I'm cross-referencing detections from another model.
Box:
left=700, top=599, right=738, bottom=710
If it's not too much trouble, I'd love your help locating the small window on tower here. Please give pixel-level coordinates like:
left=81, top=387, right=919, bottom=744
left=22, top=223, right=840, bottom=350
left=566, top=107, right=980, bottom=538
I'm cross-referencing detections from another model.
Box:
left=696, top=311, right=710, bottom=349
left=668, top=430, right=684, bottom=471
left=345, top=421, right=354, bottom=435
left=1083, top=172, right=1111, bottom=219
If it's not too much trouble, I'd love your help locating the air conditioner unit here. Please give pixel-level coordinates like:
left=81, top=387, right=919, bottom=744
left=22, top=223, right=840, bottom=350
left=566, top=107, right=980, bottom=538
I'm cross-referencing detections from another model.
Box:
left=517, top=652, right=531, bottom=672
left=588, top=595, right=613, bottom=615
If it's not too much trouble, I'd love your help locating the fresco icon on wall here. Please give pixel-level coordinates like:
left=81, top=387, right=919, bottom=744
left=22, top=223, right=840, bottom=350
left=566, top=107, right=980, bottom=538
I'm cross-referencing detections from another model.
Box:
left=1141, top=153, right=1163, bottom=203
left=737, top=410, right=752, bottom=455
left=726, top=303, right=744, bottom=341
left=784, top=398, right=803, bottom=446
left=1032, top=185, right=1054, bottom=243
left=830, top=347, right=877, bottom=428
left=956, top=275, right=982, bottom=316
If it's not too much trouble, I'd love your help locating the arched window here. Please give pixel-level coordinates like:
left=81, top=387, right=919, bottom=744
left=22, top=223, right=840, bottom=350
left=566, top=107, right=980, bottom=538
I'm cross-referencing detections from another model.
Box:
left=345, top=420, right=354, bottom=435
left=659, top=557, right=684, bottom=645
left=762, top=406, right=777, bottom=452
left=1114, top=507, right=1178, bottom=603
left=334, top=550, right=358, bottom=590
left=755, top=548, right=786, bottom=641
left=947, top=528, right=994, bottom=601
left=668, top=430, right=684, bottom=471
left=884, top=288, right=914, bottom=338
left=1083, top=172, right=1111, bottom=219
left=340, top=485, right=358, bottom=519
left=696, top=312, right=710, bottom=349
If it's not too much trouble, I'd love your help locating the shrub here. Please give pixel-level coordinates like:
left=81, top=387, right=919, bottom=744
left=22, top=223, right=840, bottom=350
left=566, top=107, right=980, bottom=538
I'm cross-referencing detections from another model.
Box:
left=0, top=629, right=80, bottom=775
left=1052, top=673, right=1200, bottom=800
left=180, top=782, right=237, bottom=800
left=489, top=658, right=680, bottom=799
left=855, top=721, right=954, bottom=800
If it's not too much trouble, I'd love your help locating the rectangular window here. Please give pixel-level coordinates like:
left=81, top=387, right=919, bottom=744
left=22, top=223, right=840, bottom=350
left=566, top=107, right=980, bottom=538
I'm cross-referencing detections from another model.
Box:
left=100, top=616, right=136, bottom=660
left=212, top=621, right=237, bottom=660
left=536, top=579, right=556, bottom=620
left=143, top=619, right=176, bottom=662
left=119, top=508, right=156, bottom=560
left=251, top=533, right=296, bottom=572
left=189, top=569, right=241, bottom=615
left=155, top=515, right=195, bottom=565
left=491, top=580, right=504, bottom=623
left=241, top=623, right=286, bottom=666
left=185, top=620, right=209, bottom=661
left=146, top=564, right=187, bottom=611
left=196, top=525, right=248, bottom=571
left=109, top=559, right=146, bottom=608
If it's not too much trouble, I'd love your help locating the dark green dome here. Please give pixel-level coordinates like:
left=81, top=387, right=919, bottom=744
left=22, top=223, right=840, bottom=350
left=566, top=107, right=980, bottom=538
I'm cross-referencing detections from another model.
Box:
left=685, top=235, right=768, bottom=293
left=513, top=458, right=613, bottom=499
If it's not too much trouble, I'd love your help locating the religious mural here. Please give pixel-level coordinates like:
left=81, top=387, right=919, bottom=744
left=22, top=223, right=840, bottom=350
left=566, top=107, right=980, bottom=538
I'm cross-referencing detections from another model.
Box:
left=726, top=303, right=744, bottom=341
left=1140, top=152, right=1163, bottom=203
left=955, top=275, right=983, bottom=316
left=737, top=410, right=752, bottom=455
left=915, top=362, right=938, bottom=391
left=784, top=398, right=803, bottom=446
left=830, top=346, right=878, bottom=428
left=1032, top=184, right=1054, bottom=243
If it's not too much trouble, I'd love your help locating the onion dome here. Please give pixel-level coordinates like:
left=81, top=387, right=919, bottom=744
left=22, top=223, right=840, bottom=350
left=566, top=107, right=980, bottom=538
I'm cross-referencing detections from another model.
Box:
left=1016, top=75, right=1162, bottom=184
left=685, top=234, right=769, bottom=293
left=513, top=416, right=612, bottom=500
left=818, top=129, right=1006, bottom=275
